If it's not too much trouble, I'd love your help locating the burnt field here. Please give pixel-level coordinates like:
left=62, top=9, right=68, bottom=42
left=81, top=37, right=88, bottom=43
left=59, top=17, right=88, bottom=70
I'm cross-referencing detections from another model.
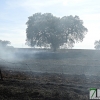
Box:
left=1, top=49, right=100, bottom=75
left=0, top=49, right=100, bottom=99
left=0, top=70, right=90, bottom=100
left=1, top=70, right=100, bottom=100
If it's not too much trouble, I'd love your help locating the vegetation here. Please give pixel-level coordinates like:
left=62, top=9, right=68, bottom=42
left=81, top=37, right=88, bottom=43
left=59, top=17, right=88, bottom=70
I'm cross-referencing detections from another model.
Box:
left=0, top=70, right=88, bottom=100
left=0, top=40, right=11, bottom=48
left=94, top=40, right=100, bottom=50
left=26, top=13, right=88, bottom=51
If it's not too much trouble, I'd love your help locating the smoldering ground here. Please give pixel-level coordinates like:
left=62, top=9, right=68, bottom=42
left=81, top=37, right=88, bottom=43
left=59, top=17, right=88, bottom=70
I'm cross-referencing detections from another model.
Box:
left=1, top=47, right=100, bottom=100
left=0, top=47, right=100, bottom=76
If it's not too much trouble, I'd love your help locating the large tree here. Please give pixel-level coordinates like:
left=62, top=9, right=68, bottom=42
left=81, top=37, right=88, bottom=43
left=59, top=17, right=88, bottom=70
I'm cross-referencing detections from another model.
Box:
left=26, top=13, right=88, bottom=51
left=94, top=40, right=100, bottom=50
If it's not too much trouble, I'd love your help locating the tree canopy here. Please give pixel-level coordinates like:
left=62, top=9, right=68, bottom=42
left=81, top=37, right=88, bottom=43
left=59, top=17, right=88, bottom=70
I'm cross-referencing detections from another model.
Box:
left=0, top=40, right=11, bottom=48
left=26, top=13, right=88, bottom=51
left=94, top=40, right=100, bottom=50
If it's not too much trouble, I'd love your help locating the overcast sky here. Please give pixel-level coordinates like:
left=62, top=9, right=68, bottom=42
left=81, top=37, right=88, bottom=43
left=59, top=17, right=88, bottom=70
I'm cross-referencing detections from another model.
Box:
left=0, top=0, right=100, bottom=49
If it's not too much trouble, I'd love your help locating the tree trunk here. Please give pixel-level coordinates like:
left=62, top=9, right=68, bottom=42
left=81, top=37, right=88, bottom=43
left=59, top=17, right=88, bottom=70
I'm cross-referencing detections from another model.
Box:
left=0, top=69, right=3, bottom=81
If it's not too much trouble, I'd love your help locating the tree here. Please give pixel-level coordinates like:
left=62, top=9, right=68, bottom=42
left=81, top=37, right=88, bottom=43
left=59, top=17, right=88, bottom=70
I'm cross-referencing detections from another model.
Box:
left=0, top=40, right=11, bottom=48
left=94, top=40, right=100, bottom=50
left=26, top=13, right=88, bottom=51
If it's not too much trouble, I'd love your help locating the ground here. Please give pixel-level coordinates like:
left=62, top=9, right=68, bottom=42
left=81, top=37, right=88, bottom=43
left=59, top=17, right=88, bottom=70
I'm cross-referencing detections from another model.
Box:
left=1, top=49, right=100, bottom=99
left=0, top=70, right=97, bottom=100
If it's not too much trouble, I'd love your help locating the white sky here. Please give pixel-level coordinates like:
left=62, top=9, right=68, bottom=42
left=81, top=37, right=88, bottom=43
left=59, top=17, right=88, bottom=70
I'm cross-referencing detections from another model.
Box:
left=0, top=0, right=100, bottom=49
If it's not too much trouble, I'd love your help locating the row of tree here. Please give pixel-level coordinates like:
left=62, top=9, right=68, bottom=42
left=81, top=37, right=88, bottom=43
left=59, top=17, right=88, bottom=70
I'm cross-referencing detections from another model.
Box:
left=0, top=13, right=100, bottom=50
left=26, top=13, right=100, bottom=50
left=0, top=39, right=99, bottom=50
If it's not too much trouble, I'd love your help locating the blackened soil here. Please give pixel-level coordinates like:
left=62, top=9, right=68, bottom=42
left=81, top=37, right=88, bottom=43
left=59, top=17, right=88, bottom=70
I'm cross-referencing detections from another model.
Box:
left=0, top=70, right=97, bottom=100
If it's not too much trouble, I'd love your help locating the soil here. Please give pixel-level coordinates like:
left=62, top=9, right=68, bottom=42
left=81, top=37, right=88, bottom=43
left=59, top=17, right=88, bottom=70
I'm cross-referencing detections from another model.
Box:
left=0, top=70, right=98, bottom=100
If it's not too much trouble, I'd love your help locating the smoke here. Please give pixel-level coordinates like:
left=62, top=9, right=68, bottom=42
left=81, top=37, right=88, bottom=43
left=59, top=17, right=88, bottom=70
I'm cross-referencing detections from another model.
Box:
left=0, top=47, right=50, bottom=72
left=0, top=47, right=31, bottom=71
left=0, top=46, right=100, bottom=76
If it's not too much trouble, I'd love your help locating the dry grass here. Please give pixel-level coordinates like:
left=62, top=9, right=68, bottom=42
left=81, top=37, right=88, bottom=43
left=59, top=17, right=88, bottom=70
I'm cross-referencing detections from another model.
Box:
left=0, top=70, right=90, bottom=100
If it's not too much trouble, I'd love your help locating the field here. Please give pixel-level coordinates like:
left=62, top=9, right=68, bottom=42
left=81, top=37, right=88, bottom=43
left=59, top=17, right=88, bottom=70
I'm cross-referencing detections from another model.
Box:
left=0, top=49, right=100, bottom=99
left=0, top=70, right=89, bottom=100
